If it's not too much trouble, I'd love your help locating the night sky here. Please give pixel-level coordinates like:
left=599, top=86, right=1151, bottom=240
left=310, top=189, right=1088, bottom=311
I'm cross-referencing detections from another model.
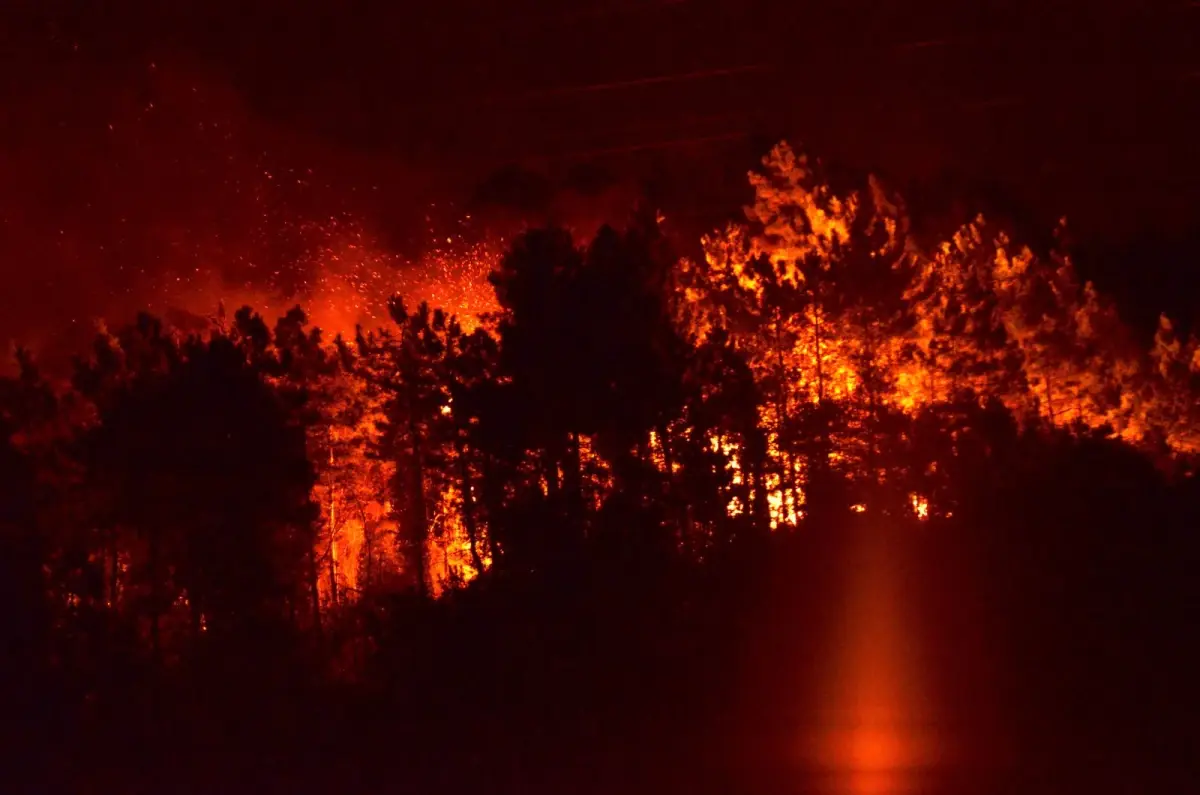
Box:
left=3, top=0, right=1198, bottom=353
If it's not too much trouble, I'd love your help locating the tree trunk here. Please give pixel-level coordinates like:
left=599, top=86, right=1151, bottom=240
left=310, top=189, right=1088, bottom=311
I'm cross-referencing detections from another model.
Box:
left=541, top=448, right=560, bottom=498
left=814, top=307, right=825, bottom=401
left=480, top=455, right=503, bottom=567
left=564, top=432, right=585, bottom=541
left=457, top=436, right=485, bottom=575
left=190, top=593, right=203, bottom=637
left=750, top=452, right=769, bottom=534
left=774, top=314, right=800, bottom=525
left=407, top=410, right=429, bottom=599
left=949, top=335, right=960, bottom=399
left=328, top=494, right=339, bottom=607
left=108, top=526, right=120, bottom=610
left=327, top=441, right=338, bottom=606
left=863, top=328, right=880, bottom=497
left=148, top=530, right=161, bottom=662
left=1043, top=369, right=1057, bottom=423
left=308, top=544, right=323, bottom=637
left=363, top=511, right=375, bottom=593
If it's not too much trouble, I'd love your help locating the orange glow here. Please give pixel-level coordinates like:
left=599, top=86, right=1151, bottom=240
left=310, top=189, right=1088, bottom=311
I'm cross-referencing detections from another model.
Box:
left=674, top=141, right=1200, bottom=531
left=428, top=482, right=491, bottom=598
left=157, top=217, right=500, bottom=344
left=108, top=140, right=1198, bottom=608
left=909, top=494, right=929, bottom=521
left=124, top=141, right=1197, bottom=574
left=807, top=529, right=939, bottom=795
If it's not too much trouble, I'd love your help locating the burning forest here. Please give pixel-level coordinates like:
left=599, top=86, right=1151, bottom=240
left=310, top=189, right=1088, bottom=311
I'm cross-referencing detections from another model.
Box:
left=5, top=138, right=1200, bottom=794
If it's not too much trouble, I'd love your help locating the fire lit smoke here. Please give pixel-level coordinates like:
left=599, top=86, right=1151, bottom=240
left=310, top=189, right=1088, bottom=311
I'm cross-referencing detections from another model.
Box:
left=158, top=216, right=502, bottom=341
left=0, top=55, right=493, bottom=366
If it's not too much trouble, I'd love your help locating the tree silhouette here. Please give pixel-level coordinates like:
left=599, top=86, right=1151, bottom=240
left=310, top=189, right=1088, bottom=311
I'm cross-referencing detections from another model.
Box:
left=441, top=320, right=501, bottom=575
left=357, top=300, right=451, bottom=597
left=0, top=368, right=46, bottom=694
left=5, top=136, right=1200, bottom=795
left=81, top=328, right=315, bottom=652
left=487, top=215, right=689, bottom=564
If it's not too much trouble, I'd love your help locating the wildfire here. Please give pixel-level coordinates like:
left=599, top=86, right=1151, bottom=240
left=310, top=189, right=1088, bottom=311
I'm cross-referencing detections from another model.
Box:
left=79, top=138, right=1200, bottom=615
left=673, top=141, right=1200, bottom=542
left=428, top=483, right=493, bottom=598
left=309, top=141, right=1196, bottom=600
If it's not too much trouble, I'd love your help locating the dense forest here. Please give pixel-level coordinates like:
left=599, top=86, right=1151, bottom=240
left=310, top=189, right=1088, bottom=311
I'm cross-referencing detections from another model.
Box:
left=4, top=143, right=1200, bottom=794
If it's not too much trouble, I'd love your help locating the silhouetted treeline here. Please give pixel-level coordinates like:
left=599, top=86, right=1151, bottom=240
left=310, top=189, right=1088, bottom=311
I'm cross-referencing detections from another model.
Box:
left=3, top=142, right=1200, bottom=794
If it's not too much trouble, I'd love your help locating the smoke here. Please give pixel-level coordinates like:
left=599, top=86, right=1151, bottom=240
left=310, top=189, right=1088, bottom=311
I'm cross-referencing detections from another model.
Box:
left=0, top=52, right=451, bottom=368
left=2, top=48, right=678, bottom=374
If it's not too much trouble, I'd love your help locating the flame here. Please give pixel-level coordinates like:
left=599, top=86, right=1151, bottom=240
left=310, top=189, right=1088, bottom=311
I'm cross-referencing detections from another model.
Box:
left=91, top=136, right=1196, bottom=612
left=909, top=494, right=929, bottom=521
left=675, top=141, right=1200, bottom=536
left=295, top=136, right=1192, bottom=593
left=428, top=483, right=492, bottom=598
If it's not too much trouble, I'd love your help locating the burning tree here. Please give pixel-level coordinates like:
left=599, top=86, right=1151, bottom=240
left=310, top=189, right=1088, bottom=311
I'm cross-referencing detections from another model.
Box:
left=676, top=141, right=1200, bottom=524
left=7, top=137, right=1200, bottom=681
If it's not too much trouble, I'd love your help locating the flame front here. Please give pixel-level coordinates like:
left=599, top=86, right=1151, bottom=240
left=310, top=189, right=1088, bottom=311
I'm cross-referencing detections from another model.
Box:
left=60, top=138, right=1198, bottom=682
left=304, top=143, right=1198, bottom=614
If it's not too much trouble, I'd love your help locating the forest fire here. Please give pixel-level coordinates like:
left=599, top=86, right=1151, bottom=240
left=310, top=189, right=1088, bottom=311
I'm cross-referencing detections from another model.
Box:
left=9, top=6, right=1200, bottom=794
left=183, top=139, right=1200, bottom=625
left=11, top=139, right=1198, bottom=624
left=6, top=136, right=1200, bottom=795
left=177, top=218, right=502, bottom=344
left=241, top=141, right=1200, bottom=716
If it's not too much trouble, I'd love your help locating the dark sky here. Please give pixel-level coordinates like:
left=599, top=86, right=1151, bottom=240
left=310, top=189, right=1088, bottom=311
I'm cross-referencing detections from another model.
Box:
left=3, top=0, right=1199, bottom=350
left=44, top=0, right=1191, bottom=231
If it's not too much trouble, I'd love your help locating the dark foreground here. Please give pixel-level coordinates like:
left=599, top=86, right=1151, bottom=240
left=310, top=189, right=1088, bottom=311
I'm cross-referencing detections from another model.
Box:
left=8, top=513, right=1199, bottom=795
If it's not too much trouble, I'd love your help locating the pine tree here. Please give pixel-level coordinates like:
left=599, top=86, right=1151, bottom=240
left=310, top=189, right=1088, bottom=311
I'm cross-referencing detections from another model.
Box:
left=442, top=320, right=501, bottom=577
left=79, top=321, right=316, bottom=654
left=1145, top=315, right=1200, bottom=452
left=0, top=355, right=54, bottom=685
left=906, top=216, right=1019, bottom=405
left=486, top=218, right=690, bottom=560
left=358, top=300, right=451, bottom=598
